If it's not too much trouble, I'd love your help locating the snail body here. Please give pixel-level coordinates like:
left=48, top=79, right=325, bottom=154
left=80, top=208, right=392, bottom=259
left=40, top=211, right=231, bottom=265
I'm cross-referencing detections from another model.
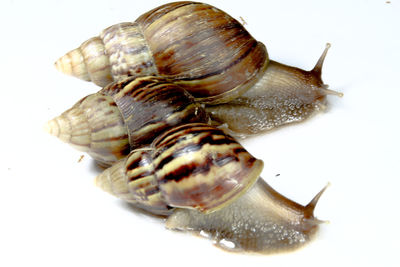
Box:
left=55, top=1, right=341, bottom=135
left=46, top=76, right=208, bottom=167
left=207, top=48, right=343, bottom=134
left=96, top=123, right=327, bottom=253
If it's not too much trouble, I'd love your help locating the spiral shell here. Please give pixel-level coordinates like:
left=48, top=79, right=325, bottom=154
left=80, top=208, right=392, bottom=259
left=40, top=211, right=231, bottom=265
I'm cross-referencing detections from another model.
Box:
left=46, top=76, right=209, bottom=166
left=96, top=123, right=264, bottom=215
left=55, top=1, right=268, bottom=104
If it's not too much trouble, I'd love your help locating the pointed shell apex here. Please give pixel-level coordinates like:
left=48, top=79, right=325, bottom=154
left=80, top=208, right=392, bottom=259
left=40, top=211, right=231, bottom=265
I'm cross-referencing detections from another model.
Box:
left=54, top=48, right=91, bottom=81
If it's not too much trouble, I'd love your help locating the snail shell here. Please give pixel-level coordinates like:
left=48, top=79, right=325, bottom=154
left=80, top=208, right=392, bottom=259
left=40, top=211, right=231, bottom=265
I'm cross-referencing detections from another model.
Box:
left=45, top=76, right=208, bottom=167
left=55, top=1, right=267, bottom=104
left=96, top=123, right=264, bottom=215
left=96, top=123, right=327, bottom=254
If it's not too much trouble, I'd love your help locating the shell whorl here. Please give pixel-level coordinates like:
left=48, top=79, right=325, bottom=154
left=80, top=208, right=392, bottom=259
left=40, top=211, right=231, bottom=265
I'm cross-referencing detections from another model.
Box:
left=100, top=22, right=159, bottom=82
left=136, top=1, right=268, bottom=103
left=100, top=76, right=209, bottom=150
left=55, top=1, right=268, bottom=104
left=55, top=22, right=158, bottom=87
left=45, top=94, right=130, bottom=166
left=96, top=123, right=264, bottom=215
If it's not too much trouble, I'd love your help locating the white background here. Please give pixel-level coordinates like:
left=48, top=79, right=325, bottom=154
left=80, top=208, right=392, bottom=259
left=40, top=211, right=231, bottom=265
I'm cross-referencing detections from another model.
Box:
left=1, top=0, right=399, bottom=266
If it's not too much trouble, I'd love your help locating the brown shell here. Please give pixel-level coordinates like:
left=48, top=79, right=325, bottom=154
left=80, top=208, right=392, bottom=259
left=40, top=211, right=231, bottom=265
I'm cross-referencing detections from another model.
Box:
left=136, top=1, right=268, bottom=103
left=46, top=76, right=209, bottom=167
left=100, top=76, right=209, bottom=149
left=96, top=123, right=264, bottom=215
left=55, top=1, right=268, bottom=104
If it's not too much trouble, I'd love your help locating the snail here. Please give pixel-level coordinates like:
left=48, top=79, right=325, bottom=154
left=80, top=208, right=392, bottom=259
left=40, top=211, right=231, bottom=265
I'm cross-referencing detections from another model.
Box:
left=96, top=123, right=328, bottom=254
left=54, top=1, right=342, bottom=135
left=45, top=76, right=209, bottom=167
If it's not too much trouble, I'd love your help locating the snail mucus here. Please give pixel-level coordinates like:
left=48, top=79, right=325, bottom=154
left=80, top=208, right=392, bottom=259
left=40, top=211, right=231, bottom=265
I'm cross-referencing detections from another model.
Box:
left=54, top=1, right=342, bottom=136
left=45, top=1, right=336, bottom=254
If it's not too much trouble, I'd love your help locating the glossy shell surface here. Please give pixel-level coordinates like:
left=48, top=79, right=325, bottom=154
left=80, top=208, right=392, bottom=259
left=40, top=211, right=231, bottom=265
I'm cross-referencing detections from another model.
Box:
left=55, top=1, right=268, bottom=104
left=96, top=123, right=264, bottom=215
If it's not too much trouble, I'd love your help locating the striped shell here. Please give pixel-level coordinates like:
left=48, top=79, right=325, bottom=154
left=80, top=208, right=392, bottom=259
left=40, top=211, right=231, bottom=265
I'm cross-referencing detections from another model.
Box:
left=96, top=123, right=264, bottom=215
left=46, top=76, right=208, bottom=166
left=55, top=1, right=268, bottom=104
left=45, top=93, right=130, bottom=166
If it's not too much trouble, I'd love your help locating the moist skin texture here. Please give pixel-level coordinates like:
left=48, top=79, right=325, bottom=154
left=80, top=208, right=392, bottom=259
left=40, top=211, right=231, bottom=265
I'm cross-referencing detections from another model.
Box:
left=166, top=178, right=328, bottom=254
left=206, top=44, right=343, bottom=137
